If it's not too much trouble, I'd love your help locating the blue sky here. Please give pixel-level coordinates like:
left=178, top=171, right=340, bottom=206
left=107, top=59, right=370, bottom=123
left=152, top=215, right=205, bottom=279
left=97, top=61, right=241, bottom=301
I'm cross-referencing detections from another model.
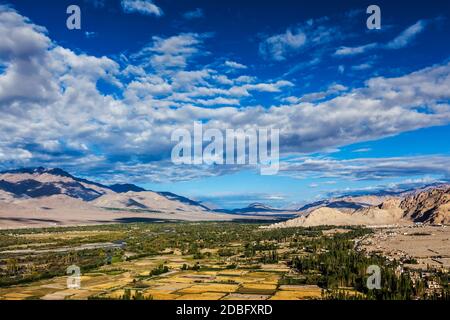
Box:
left=0, top=0, right=449, bottom=209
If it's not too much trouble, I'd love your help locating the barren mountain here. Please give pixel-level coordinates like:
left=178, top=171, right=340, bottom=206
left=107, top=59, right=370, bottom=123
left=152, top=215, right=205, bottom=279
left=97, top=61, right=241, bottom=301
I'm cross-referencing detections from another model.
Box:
left=298, top=195, right=392, bottom=214
left=270, top=187, right=450, bottom=228
left=91, top=191, right=209, bottom=213
left=0, top=167, right=112, bottom=201
left=270, top=199, right=405, bottom=228
left=400, top=185, right=450, bottom=224
left=0, top=167, right=280, bottom=229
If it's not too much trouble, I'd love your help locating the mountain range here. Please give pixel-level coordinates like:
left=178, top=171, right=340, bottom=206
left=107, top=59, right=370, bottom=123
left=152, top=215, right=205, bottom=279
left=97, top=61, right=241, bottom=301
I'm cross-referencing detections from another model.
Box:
left=0, top=167, right=289, bottom=229
left=0, top=167, right=448, bottom=229
left=270, top=184, right=450, bottom=228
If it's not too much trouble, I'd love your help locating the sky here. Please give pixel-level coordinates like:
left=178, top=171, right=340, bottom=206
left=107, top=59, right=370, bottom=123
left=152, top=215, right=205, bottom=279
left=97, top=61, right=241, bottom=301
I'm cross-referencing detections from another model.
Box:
left=0, top=0, right=449, bottom=209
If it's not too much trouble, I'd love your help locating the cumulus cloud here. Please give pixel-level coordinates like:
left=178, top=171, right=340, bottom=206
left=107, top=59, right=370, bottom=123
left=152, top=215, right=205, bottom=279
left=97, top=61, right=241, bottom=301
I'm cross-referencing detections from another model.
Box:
left=1, top=7, right=450, bottom=183
left=224, top=60, right=247, bottom=70
left=121, top=0, right=163, bottom=17
left=132, top=33, right=206, bottom=71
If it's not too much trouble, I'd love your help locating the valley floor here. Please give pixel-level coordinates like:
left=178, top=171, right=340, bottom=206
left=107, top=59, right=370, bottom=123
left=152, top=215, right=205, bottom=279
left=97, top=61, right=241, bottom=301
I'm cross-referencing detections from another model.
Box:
left=0, top=222, right=448, bottom=300
left=357, top=225, right=450, bottom=270
left=0, top=208, right=289, bottom=230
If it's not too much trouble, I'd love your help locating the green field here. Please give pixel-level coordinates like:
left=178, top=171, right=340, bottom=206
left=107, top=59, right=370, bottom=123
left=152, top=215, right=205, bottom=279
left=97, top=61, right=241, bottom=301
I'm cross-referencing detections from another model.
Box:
left=0, top=223, right=448, bottom=300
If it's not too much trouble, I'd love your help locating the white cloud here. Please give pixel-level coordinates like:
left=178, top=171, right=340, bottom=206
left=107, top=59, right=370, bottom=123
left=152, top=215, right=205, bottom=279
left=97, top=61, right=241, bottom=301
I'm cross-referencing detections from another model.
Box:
left=335, top=20, right=428, bottom=56
left=334, top=43, right=378, bottom=56
left=85, top=31, right=97, bottom=38
left=259, top=29, right=306, bottom=61
left=121, top=0, right=163, bottom=17
left=235, top=75, right=256, bottom=83
left=351, top=63, right=373, bottom=71
left=283, top=83, right=348, bottom=103
left=132, top=33, right=206, bottom=70
left=224, top=60, right=247, bottom=70
left=1, top=7, right=450, bottom=183
left=259, top=18, right=343, bottom=62
left=386, top=20, right=427, bottom=49
left=281, top=155, right=450, bottom=180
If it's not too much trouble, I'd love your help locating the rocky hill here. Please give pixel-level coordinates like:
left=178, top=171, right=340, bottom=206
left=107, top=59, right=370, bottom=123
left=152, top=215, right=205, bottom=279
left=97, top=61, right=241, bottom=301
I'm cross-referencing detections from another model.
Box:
left=270, top=186, right=450, bottom=228
left=400, top=185, right=450, bottom=224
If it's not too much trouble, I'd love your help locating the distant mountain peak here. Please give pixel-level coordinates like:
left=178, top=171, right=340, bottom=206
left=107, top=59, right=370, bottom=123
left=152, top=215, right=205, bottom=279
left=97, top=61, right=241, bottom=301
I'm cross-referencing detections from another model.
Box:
left=109, top=184, right=146, bottom=193
left=1, top=167, right=73, bottom=178
left=247, top=202, right=274, bottom=210
left=0, top=167, right=108, bottom=201
left=0, top=167, right=211, bottom=213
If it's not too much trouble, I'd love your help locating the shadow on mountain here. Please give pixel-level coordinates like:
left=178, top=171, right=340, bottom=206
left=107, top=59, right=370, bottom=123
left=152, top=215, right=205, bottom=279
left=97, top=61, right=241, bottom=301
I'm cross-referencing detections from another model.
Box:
left=111, top=217, right=180, bottom=224
left=0, top=217, right=60, bottom=224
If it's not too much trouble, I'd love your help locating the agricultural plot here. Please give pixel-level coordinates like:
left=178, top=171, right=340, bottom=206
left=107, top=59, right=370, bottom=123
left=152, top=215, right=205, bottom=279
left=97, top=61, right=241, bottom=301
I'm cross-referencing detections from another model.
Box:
left=0, top=223, right=448, bottom=300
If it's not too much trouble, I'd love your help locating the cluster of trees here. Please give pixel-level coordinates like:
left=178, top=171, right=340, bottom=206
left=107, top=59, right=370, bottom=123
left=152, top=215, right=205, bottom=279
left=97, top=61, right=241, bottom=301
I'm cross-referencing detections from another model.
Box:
left=121, top=289, right=153, bottom=300
left=0, top=248, right=117, bottom=287
left=181, top=263, right=201, bottom=271
left=149, top=264, right=169, bottom=276
left=289, top=229, right=450, bottom=300
left=259, top=250, right=279, bottom=264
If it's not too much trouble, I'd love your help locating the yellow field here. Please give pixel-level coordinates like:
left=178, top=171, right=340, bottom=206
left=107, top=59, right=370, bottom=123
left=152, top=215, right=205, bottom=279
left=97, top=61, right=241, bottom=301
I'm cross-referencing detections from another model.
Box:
left=270, top=285, right=323, bottom=300
left=0, top=230, right=326, bottom=301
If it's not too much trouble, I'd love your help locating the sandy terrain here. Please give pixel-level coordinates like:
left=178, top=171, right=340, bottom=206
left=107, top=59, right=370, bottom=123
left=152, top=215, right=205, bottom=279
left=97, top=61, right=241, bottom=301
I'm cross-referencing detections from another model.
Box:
left=358, top=225, right=450, bottom=270
left=0, top=199, right=287, bottom=229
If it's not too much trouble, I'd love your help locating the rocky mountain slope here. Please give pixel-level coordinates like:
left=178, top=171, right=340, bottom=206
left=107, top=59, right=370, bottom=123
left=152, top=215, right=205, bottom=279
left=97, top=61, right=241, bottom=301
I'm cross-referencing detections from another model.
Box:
left=400, top=185, right=450, bottom=224
left=270, top=185, right=450, bottom=228
left=298, top=195, right=389, bottom=214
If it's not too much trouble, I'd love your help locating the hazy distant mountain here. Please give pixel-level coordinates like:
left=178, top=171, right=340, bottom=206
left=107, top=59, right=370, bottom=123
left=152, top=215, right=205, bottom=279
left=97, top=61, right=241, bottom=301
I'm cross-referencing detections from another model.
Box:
left=214, top=203, right=297, bottom=221
left=228, top=202, right=283, bottom=214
